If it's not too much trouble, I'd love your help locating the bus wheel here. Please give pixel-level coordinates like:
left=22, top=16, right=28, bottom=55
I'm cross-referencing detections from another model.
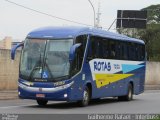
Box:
left=78, top=87, right=90, bottom=107
left=118, top=83, right=133, bottom=101
left=37, top=99, right=48, bottom=106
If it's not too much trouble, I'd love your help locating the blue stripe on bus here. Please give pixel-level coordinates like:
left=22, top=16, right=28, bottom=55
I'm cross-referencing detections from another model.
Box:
left=122, top=64, right=144, bottom=74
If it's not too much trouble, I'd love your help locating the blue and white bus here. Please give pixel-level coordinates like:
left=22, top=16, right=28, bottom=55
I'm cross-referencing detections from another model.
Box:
left=11, top=26, right=146, bottom=106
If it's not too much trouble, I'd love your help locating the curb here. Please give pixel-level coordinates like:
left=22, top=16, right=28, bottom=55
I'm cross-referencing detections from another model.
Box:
left=0, top=90, right=18, bottom=100
left=145, top=85, right=160, bottom=90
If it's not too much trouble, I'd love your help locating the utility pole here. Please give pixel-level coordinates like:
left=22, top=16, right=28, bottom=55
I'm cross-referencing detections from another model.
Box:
left=95, top=1, right=102, bottom=28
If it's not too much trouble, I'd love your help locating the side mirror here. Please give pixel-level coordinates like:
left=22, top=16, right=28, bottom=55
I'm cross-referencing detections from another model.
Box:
left=11, top=43, right=24, bottom=60
left=69, top=43, right=81, bottom=61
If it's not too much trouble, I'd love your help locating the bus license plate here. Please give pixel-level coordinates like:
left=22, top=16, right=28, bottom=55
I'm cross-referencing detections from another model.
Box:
left=36, top=94, right=45, bottom=98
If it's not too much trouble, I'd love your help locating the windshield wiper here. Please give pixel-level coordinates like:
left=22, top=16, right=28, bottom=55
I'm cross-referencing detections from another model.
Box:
left=29, top=53, right=42, bottom=81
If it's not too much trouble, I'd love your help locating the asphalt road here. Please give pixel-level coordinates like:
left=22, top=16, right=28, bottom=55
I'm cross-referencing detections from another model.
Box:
left=0, top=90, right=160, bottom=114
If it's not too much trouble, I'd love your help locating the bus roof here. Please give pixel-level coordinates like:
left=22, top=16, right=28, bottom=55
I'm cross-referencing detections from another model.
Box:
left=27, top=26, right=145, bottom=44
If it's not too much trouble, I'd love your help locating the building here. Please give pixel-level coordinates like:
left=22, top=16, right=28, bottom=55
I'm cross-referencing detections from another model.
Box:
left=0, top=36, right=12, bottom=49
left=0, top=36, right=22, bottom=50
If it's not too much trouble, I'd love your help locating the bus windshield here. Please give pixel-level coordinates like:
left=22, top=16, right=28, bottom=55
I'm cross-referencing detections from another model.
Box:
left=20, top=38, right=73, bottom=82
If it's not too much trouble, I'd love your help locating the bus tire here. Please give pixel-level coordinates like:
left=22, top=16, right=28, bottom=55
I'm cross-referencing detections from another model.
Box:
left=78, top=86, right=90, bottom=107
left=37, top=99, right=48, bottom=106
left=118, top=83, right=133, bottom=101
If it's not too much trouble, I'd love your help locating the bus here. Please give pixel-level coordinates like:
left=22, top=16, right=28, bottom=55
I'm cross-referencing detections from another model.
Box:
left=11, top=26, right=146, bottom=107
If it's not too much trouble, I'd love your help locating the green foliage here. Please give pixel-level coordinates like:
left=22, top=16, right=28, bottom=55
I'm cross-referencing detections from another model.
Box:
left=142, top=5, right=160, bottom=24
left=139, top=24, right=160, bottom=61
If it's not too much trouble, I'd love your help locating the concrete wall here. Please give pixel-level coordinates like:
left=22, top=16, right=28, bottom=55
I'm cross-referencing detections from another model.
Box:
left=145, top=62, right=160, bottom=89
left=0, top=50, right=20, bottom=90
left=0, top=50, right=159, bottom=90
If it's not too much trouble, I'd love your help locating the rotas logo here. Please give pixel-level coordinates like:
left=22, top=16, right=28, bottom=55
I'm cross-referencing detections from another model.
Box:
left=94, top=61, right=111, bottom=71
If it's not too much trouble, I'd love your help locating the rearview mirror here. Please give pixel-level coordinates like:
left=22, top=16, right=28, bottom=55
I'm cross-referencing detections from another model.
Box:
left=11, top=43, right=24, bottom=60
left=69, top=43, right=81, bottom=62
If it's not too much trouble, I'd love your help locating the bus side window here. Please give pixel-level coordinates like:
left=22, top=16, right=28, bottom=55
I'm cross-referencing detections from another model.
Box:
left=133, top=43, right=146, bottom=61
left=138, top=44, right=145, bottom=61
left=135, top=44, right=139, bottom=60
left=74, top=35, right=87, bottom=71
left=87, top=37, right=95, bottom=60
left=98, top=40, right=104, bottom=58
left=141, top=45, right=145, bottom=60
left=96, top=37, right=106, bottom=59
left=87, top=36, right=102, bottom=60
left=94, top=37, right=99, bottom=58
left=120, top=42, right=129, bottom=60
left=103, top=40, right=109, bottom=59
left=115, top=41, right=121, bottom=59
left=129, top=43, right=136, bottom=61
left=109, top=41, right=116, bottom=59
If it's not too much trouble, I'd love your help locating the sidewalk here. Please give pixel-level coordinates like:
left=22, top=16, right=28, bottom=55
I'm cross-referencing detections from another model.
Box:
left=145, top=85, right=160, bottom=90
left=0, top=90, right=18, bottom=100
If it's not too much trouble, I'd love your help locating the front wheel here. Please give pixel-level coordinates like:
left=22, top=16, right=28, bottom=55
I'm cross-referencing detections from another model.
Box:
left=37, top=99, right=48, bottom=106
left=78, top=87, right=90, bottom=107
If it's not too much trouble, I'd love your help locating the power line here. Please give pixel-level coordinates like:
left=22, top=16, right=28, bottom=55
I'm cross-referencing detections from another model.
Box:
left=4, top=0, right=93, bottom=27
left=87, top=0, right=96, bottom=27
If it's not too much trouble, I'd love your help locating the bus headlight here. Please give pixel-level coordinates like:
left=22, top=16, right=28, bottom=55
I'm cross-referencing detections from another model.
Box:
left=64, top=94, right=67, bottom=98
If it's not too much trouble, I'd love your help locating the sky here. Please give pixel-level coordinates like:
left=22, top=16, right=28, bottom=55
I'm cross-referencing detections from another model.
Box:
left=0, top=0, right=160, bottom=41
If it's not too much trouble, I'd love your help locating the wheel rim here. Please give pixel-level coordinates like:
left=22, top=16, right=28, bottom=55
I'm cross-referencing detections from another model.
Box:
left=128, top=87, right=132, bottom=100
left=83, top=90, right=89, bottom=104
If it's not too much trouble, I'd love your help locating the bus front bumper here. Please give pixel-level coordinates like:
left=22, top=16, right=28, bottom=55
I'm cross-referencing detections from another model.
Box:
left=18, top=81, right=74, bottom=101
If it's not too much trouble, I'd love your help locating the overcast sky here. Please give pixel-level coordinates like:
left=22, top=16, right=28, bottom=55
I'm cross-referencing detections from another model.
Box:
left=0, top=0, right=160, bottom=40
